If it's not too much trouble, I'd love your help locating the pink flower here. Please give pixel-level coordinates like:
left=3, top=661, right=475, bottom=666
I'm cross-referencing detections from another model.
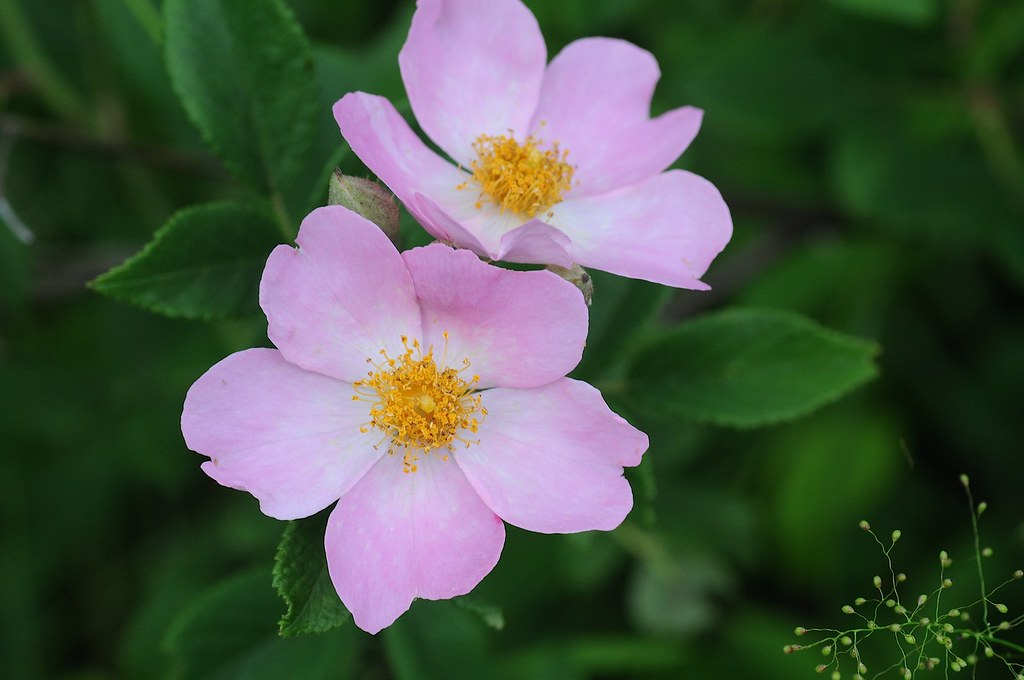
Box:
left=334, top=0, right=732, bottom=289
left=181, top=206, right=647, bottom=633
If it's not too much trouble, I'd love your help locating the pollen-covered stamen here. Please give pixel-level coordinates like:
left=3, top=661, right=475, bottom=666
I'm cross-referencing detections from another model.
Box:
left=352, top=334, right=486, bottom=473
left=459, top=132, right=574, bottom=217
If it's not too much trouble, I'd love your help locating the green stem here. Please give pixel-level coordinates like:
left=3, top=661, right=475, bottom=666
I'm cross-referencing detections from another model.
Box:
left=965, top=480, right=990, bottom=628
left=0, top=0, right=87, bottom=122
left=982, top=635, right=1024, bottom=655
left=270, top=192, right=294, bottom=241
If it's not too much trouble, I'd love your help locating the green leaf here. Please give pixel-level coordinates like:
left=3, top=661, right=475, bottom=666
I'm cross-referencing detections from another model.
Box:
left=574, top=270, right=670, bottom=381
left=164, top=0, right=319, bottom=203
left=382, top=600, right=492, bottom=680
left=624, top=308, right=879, bottom=427
left=90, top=202, right=282, bottom=319
left=164, top=569, right=358, bottom=680
left=272, top=508, right=350, bottom=637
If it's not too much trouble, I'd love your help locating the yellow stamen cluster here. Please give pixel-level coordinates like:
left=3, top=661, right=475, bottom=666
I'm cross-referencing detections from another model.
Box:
left=460, top=133, right=574, bottom=217
left=352, top=334, right=485, bottom=473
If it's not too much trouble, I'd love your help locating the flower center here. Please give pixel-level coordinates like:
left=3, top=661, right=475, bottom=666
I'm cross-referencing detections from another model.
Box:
left=352, top=334, right=485, bottom=473
left=460, top=133, right=574, bottom=217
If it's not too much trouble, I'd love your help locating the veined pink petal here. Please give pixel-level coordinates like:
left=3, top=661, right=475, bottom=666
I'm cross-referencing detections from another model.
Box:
left=531, top=38, right=703, bottom=198
left=325, top=453, right=505, bottom=634
left=552, top=170, right=733, bottom=290
left=260, top=206, right=422, bottom=382
left=334, top=93, right=468, bottom=243
left=402, top=244, right=587, bottom=389
left=399, top=0, right=546, bottom=165
left=496, top=220, right=574, bottom=268
left=412, top=194, right=496, bottom=258
left=456, top=379, right=647, bottom=534
left=182, top=349, right=382, bottom=520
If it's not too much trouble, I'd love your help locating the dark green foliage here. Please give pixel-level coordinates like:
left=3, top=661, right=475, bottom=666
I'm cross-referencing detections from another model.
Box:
left=164, top=0, right=320, bottom=210
left=272, top=510, right=350, bottom=637
left=625, top=308, right=879, bottom=427
left=164, top=569, right=358, bottom=680
left=2, top=0, right=1023, bottom=678
left=89, top=202, right=284, bottom=319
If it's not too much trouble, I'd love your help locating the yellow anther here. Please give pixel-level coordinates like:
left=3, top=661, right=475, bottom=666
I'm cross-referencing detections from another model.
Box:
left=464, top=133, right=574, bottom=217
left=353, top=336, right=484, bottom=473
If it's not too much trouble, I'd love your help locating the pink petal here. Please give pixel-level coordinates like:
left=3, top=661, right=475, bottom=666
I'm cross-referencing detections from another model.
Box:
left=334, top=93, right=471, bottom=245
left=401, top=244, right=587, bottom=389
left=181, top=349, right=382, bottom=520
left=336, top=94, right=578, bottom=267
left=552, top=170, right=733, bottom=289
left=260, top=206, right=422, bottom=382
left=456, top=379, right=648, bottom=534
left=496, top=220, right=574, bottom=268
left=531, top=38, right=703, bottom=198
left=399, top=0, right=546, bottom=165
left=325, top=453, right=505, bottom=634
left=412, top=193, right=496, bottom=258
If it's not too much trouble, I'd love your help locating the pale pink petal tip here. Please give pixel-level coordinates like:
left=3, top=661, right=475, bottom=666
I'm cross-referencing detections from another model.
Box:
left=457, top=379, right=648, bottom=535
left=181, top=348, right=383, bottom=520
left=399, top=0, right=547, bottom=164
left=402, top=244, right=588, bottom=389
left=325, top=454, right=505, bottom=634
left=259, top=205, right=422, bottom=382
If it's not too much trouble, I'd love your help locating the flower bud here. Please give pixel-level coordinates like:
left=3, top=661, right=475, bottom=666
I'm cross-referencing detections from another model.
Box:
left=977, top=501, right=987, bottom=515
left=546, top=264, right=593, bottom=306
left=982, top=547, right=993, bottom=557
left=328, top=170, right=400, bottom=246
left=842, top=605, right=855, bottom=614
left=891, top=529, right=902, bottom=542
left=995, top=603, right=1009, bottom=614
left=859, top=520, right=871, bottom=531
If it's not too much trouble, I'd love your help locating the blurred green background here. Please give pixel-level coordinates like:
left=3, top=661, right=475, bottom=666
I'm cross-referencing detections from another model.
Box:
left=2, top=0, right=1023, bottom=678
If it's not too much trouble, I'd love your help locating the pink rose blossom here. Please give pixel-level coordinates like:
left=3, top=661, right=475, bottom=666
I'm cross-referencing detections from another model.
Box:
left=334, top=0, right=732, bottom=289
left=181, top=206, right=647, bottom=633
